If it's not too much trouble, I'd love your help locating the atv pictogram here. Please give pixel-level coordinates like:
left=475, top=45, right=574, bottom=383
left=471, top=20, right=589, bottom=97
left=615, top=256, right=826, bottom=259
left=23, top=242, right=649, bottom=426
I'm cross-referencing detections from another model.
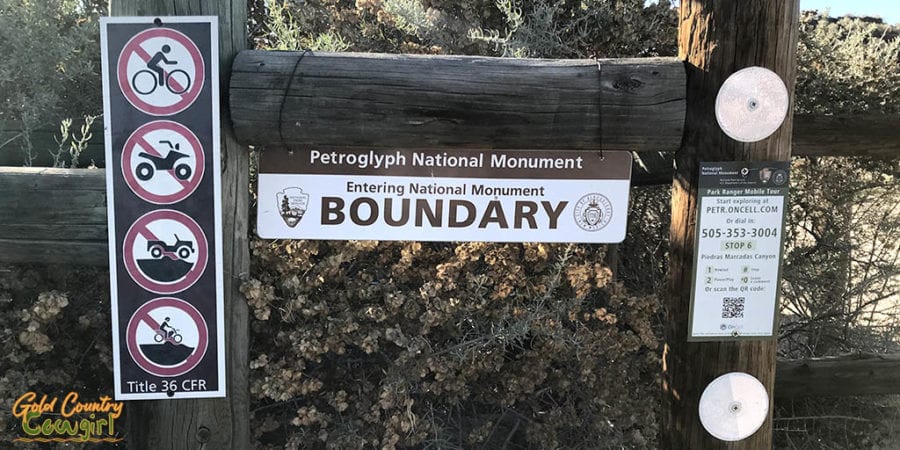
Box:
left=147, top=234, right=195, bottom=260
left=135, top=140, right=192, bottom=181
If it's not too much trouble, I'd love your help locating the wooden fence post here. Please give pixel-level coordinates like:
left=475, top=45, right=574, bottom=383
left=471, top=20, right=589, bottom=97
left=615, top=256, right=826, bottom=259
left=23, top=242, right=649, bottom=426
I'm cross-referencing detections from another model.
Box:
left=112, top=1, right=250, bottom=448
left=663, top=1, right=799, bottom=448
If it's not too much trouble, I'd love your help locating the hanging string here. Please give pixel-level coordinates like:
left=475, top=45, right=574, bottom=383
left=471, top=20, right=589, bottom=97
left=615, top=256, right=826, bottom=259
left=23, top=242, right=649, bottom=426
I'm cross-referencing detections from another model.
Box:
left=277, top=49, right=310, bottom=150
left=596, top=58, right=605, bottom=161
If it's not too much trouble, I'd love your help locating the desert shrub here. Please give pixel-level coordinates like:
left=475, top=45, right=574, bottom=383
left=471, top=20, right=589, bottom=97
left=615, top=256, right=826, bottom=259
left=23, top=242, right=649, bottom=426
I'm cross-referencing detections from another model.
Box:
left=779, top=13, right=900, bottom=358
left=245, top=240, right=660, bottom=448
left=779, top=156, right=900, bottom=357
left=254, top=0, right=676, bottom=57
left=774, top=396, right=900, bottom=449
left=0, top=0, right=105, bottom=166
left=244, top=2, right=677, bottom=448
left=0, top=265, right=116, bottom=448
left=773, top=13, right=900, bottom=450
left=795, top=13, right=900, bottom=115
left=618, top=185, right=671, bottom=297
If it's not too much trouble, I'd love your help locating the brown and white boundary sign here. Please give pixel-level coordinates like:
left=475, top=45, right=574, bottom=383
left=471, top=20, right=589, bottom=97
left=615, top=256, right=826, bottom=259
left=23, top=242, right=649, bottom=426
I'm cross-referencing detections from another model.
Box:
left=257, top=149, right=632, bottom=243
left=102, top=16, right=224, bottom=401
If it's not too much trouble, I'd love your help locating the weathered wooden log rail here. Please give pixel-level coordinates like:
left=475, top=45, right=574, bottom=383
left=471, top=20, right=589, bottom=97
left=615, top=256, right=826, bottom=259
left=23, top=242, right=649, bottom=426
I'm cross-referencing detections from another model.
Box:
left=3, top=112, right=896, bottom=169
left=228, top=51, right=900, bottom=157
left=231, top=52, right=687, bottom=152
left=776, top=353, right=900, bottom=398
left=0, top=167, right=108, bottom=265
left=792, top=114, right=900, bottom=158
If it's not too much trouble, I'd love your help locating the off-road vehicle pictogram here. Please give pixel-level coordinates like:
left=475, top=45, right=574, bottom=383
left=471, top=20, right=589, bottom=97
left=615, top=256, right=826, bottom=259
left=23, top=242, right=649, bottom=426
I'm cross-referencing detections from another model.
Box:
left=147, top=234, right=195, bottom=260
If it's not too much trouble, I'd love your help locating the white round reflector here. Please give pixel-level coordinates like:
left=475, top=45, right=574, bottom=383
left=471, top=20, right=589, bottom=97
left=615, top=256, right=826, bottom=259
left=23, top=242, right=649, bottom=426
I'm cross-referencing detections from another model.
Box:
left=715, top=66, right=789, bottom=142
left=698, top=372, right=769, bottom=442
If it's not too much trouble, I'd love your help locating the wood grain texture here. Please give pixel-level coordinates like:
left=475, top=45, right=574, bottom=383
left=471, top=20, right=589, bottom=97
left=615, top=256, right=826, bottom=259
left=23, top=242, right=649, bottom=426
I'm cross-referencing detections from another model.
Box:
left=111, top=1, right=251, bottom=449
left=663, top=1, right=800, bottom=448
left=792, top=114, right=900, bottom=158
left=7, top=111, right=896, bottom=167
left=230, top=51, right=686, bottom=152
left=0, top=167, right=107, bottom=265
left=775, top=353, right=900, bottom=398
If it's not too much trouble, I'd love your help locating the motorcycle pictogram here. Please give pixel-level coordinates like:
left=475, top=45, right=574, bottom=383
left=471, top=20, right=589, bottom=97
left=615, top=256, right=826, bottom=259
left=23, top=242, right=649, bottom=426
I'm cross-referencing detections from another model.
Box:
left=153, top=327, right=183, bottom=344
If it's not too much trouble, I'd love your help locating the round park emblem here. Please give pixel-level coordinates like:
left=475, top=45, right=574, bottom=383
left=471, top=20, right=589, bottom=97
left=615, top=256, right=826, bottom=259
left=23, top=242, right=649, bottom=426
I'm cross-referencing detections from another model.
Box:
left=573, top=193, right=613, bottom=232
left=123, top=209, right=208, bottom=294
left=117, top=27, right=205, bottom=116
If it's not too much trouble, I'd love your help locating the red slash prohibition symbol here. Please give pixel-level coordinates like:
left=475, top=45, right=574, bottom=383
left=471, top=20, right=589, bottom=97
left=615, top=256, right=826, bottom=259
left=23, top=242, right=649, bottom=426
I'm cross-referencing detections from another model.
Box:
left=117, top=27, right=205, bottom=115
left=126, top=297, right=209, bottom=377
left=123, top=209, right=208, bottom=294
left=122, top=121, right=204, bottom=204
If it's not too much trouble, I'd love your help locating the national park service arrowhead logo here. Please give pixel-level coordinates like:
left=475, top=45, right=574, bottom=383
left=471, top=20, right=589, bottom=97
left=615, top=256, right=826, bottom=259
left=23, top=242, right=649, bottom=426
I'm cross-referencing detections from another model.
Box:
left=573, top=193, right=613, bottom=232
left=277, top=187, right=309, bottom=228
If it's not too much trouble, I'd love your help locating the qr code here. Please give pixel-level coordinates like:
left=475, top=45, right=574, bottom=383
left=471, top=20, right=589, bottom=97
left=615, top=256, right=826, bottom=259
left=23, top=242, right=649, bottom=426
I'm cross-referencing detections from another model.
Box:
left=721, top=297, right=745, bottom=319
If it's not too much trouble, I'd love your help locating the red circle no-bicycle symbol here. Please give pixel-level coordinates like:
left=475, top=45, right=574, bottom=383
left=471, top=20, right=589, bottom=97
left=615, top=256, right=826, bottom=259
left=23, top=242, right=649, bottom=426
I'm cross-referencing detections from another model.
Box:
left=117, top=27, right=204, bottom=116
left=122, top=121, right=204, bottom=204
left=126, top=297, right=208, bottom=377
left=123, top=209, right=208, bottom=294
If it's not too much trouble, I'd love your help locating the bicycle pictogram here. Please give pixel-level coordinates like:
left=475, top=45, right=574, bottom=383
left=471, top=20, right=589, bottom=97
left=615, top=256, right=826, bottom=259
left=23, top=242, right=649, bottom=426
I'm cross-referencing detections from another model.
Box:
left=117, top=27, right=204, bottom=115
left=132, top=68, right=191, bottom=95
left=129, top=44, right=192, bottom=95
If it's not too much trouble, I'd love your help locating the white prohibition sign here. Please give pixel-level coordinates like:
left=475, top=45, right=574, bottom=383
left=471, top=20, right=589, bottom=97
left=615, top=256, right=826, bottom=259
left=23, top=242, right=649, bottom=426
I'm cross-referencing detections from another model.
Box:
left=126, top=297, right=208, bottom=377
left=123, top=209, right=208, bottom=294
left=117, top=27, right=204, bottom=116
left=122, top=121, right=204, bottom=204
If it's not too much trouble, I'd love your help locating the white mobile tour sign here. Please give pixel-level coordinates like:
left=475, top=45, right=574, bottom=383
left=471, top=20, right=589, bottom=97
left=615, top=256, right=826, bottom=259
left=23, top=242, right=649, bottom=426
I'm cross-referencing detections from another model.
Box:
left=101, top=17, right=225, bottom=400
left=258, top=149, right=632, bottom=243
left=689, top=161, right=790, bottom=341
